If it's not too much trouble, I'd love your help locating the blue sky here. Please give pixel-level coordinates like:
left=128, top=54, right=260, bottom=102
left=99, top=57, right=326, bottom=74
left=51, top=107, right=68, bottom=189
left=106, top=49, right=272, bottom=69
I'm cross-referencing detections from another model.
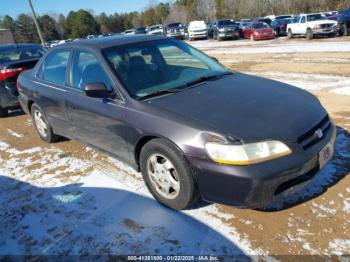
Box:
left=1, top=0, right=155, bottom=18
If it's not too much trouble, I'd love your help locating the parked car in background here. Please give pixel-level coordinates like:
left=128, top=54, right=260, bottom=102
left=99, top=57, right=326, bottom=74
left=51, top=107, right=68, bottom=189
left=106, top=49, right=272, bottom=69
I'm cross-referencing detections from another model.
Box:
left=148, top=24, right=164, bottom=35
left=0, top=43, right=45, bottom=117
left=274, top=15, right=293, bottom=20
left=287, top=13, right=338, bottom=39
left=17, top=35, right=336, bottom=210
left=188, top=21, right=208, bottom=40
left=254, top=17, right=272, bottom=25
left=338, top=7, right=350, bottom=36
left=243, top=22, right=274, bottom=40
left=212, top=19, right=240, bottom=40
left=135, top=27, right=148, bottom=34
left=49, top=40, right=60, bottom=48
left=123, top=29, right=136, bottom=35
left=239, top=19, right=252, bottom=37
left=165, top=23, right=186, bottom=40
left=271, top=18, right=293, bottom=36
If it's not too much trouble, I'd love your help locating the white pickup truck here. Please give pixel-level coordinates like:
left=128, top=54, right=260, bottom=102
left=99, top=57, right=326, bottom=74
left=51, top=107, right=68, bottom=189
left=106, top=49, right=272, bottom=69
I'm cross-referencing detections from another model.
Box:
left=287, top=13, right=338, bottom=39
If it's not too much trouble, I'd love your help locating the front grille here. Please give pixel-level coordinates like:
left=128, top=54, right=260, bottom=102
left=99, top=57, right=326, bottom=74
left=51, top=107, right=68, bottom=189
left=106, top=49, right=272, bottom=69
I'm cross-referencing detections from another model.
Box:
left=297, top=115, right=331, bottom=150
left=274, top=166, right=318, bottom=195
left=321, top=23, right=334, bottom=29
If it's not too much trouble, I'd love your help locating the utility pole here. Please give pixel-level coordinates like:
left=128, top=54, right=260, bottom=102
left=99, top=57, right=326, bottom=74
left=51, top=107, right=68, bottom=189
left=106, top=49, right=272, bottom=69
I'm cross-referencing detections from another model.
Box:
left=28, top=0, right=45, bottom=46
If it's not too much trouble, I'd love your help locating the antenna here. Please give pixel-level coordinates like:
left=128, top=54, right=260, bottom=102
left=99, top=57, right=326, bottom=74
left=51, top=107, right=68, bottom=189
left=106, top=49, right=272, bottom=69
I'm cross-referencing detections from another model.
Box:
left=28, top=0, right=45, bottom=46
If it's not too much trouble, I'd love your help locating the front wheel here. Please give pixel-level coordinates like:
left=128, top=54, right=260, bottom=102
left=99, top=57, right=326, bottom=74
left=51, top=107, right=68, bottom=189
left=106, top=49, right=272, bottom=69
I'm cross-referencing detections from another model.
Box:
left=306, top=28, right=314, bottom=40
left=140, top=138, right=199, bottom=210
left=343, top=24, right=349, bottom=36
left=0, top=107, right=8, bottom=118
left=31, top=104, right=59, bottom=143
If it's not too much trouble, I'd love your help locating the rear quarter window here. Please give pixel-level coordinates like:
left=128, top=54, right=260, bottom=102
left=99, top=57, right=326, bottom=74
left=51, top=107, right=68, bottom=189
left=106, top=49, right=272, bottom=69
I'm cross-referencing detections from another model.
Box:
left=41, top=51, right=70, bottom=85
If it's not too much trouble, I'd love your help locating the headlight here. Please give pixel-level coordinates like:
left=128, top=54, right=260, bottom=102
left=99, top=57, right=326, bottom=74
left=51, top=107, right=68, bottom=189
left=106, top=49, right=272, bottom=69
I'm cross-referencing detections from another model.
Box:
left=313, top=24, right=321, bottom=29
left=219, top=28, right=225, bottom=32
left=205, top=141, right=292, bottom=165
left=254, top=31, right=259, bottom=36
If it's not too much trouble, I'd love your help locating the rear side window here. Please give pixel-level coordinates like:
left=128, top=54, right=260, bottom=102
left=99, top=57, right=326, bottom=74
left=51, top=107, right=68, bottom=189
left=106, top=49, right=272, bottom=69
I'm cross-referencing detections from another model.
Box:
left=42, top=51, right=70, bottom=85
left=71, top=51, right=112, bottom=91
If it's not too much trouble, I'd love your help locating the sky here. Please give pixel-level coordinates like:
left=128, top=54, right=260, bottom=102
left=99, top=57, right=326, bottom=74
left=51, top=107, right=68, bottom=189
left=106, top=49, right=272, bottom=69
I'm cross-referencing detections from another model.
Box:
left=0, top=0, right=155, bottom=18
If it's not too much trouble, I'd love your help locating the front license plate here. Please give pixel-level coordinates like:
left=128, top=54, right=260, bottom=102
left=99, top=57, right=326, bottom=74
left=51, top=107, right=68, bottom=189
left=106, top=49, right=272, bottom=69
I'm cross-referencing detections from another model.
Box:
left=319, top=141, right=334, bottom=169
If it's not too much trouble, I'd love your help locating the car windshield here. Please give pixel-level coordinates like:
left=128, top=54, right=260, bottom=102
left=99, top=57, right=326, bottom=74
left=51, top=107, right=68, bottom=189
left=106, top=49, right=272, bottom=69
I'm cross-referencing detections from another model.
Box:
left=150, top=25, right=162, bottom=31
left=252, top=23, right=269, bottom=29
left=307, top=14, right=326, bottom=21
left=168, top=23, right=182, bottom=28
left=103, top=39, right=229, bottom=99
left=218, top=20, right=236, bottom=26
left=0, top=45, right=45, bottom=63
left=277, top=18, right=293, bottom=24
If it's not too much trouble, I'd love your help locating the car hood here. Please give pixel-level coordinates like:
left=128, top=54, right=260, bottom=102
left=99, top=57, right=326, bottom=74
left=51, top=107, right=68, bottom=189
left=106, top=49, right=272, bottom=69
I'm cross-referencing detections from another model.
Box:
left=148, top=73, right=327, bottom=143
left=255, top=28, right=272, bottom=33
left=309, top=19, right=337, bottom=25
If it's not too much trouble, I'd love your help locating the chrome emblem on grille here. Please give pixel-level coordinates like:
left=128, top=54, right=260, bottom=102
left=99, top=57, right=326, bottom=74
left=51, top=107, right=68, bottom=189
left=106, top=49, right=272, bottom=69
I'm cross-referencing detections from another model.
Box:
left=315, top=129, right=323, bottom=139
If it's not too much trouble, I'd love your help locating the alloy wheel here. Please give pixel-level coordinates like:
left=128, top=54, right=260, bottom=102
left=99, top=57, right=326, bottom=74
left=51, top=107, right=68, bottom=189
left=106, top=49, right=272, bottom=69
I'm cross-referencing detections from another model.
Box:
left=147, top=154, right=180, bottom=200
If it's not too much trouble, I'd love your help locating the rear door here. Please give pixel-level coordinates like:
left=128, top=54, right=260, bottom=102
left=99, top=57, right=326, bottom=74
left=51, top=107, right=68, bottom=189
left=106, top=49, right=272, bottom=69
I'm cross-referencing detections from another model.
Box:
left=64, top=48, right=129, bottom=161
left=34, top=49, right=73, bottom=137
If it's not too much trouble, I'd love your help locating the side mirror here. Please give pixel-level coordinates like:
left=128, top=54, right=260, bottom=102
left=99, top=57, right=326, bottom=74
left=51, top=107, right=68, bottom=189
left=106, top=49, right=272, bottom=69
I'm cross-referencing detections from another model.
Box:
left=84, top=82, right=110, bottom=98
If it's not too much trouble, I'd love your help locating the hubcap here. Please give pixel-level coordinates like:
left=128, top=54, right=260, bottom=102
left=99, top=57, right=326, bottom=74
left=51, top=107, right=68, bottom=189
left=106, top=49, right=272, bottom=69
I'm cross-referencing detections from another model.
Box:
left=147, top=154, right=180, bottom=200
left=34, top=110, right=48, bottom=137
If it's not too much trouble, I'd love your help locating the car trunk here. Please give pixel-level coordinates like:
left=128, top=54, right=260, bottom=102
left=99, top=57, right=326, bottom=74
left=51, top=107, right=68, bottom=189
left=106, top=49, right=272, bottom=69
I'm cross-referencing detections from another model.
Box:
left=0, top=59, right=38, bottom=107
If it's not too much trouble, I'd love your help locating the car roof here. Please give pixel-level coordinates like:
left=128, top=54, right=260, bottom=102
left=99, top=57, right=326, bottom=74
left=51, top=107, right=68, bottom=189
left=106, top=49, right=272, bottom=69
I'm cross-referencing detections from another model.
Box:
left=59, top=34, right=168, bottom=49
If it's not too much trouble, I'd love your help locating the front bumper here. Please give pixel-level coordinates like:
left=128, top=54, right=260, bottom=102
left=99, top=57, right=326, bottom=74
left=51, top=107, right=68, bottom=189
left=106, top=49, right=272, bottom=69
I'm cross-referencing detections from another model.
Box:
left=218, top=31, right=240, bottom=39
left=254, top=33, right=274, bottom=40
left=313, top=27, right=338, bottom=34
left=187, top=125, right=336, bottom=208
left=167, top=32, right=185, bottom=39
left=189, top=31, right=208, bottom=39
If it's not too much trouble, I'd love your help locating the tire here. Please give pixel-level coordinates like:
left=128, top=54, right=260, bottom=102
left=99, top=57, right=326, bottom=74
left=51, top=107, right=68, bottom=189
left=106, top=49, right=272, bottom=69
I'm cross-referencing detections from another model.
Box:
left=343, top=23, right=349, bottom=36
left=0, top=107, right=8, bottom=118
left=31, top=103, right=59, bottom=143
left=140, top=138, right=199, bottom=210
left=306, top=28, right=313, bottom=40
left=287, top=29, right=293, bottom=39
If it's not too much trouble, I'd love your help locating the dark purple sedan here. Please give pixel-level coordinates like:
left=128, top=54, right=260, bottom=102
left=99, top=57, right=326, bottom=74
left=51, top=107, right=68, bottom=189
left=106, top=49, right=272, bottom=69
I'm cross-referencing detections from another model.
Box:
left=17, top=35, right=336, bottom=210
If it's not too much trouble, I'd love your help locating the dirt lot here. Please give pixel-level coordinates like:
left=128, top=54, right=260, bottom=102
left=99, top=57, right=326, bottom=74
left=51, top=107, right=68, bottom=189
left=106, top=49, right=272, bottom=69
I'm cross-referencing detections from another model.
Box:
left=1, top=37, right=350, bottom=257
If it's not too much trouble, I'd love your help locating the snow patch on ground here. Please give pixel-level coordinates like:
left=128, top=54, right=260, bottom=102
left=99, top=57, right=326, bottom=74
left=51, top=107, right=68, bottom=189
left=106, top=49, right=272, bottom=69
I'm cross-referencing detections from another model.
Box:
left=6, top=129, right=23, bottom=138
left=242, top=71, right=350, bottom=95
left=190, top=39, right=350, bottom=54
left=0, top=139, right=261, bottom=256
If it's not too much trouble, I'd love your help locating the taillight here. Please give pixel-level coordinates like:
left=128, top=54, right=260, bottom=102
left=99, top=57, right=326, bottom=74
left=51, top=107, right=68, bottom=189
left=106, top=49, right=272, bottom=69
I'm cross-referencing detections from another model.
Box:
left=0, top=67, right=26, bottom=81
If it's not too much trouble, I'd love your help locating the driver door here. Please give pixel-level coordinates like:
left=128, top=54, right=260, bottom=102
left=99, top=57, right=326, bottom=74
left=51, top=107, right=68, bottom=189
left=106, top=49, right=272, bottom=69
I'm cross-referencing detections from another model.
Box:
left=64, top=49, right=129, bottom=161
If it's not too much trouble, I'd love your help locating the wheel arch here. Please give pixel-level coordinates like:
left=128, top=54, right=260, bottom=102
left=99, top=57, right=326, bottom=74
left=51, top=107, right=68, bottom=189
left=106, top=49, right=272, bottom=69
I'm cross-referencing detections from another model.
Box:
left=134, top=134, right=185, bottom=171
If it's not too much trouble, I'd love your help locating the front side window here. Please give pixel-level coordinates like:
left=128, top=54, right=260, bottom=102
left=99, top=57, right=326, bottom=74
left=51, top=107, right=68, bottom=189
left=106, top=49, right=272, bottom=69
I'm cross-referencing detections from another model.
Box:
left=71, top=51, right=112, bottom=91
left=42, top=50, right=70, bottom=85
left=103, top=39, right=229, bottom=99
left=301, top=17, right=306, bottom=23
left=307, top=14, right=325, bottom=22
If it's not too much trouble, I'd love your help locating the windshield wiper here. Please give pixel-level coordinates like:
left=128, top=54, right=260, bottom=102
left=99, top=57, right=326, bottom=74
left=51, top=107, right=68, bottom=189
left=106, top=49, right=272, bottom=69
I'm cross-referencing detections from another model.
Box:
left=137, top=71, right=233, bottom=100
left=137, top=88, right=181, bottom=100
left=182, top=71, right=233, bottom=89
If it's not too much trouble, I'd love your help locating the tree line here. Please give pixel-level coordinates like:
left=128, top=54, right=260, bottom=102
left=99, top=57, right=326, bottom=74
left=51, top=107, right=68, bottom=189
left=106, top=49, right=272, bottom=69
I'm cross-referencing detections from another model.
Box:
left=0, top=0, right=349, bottom=43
